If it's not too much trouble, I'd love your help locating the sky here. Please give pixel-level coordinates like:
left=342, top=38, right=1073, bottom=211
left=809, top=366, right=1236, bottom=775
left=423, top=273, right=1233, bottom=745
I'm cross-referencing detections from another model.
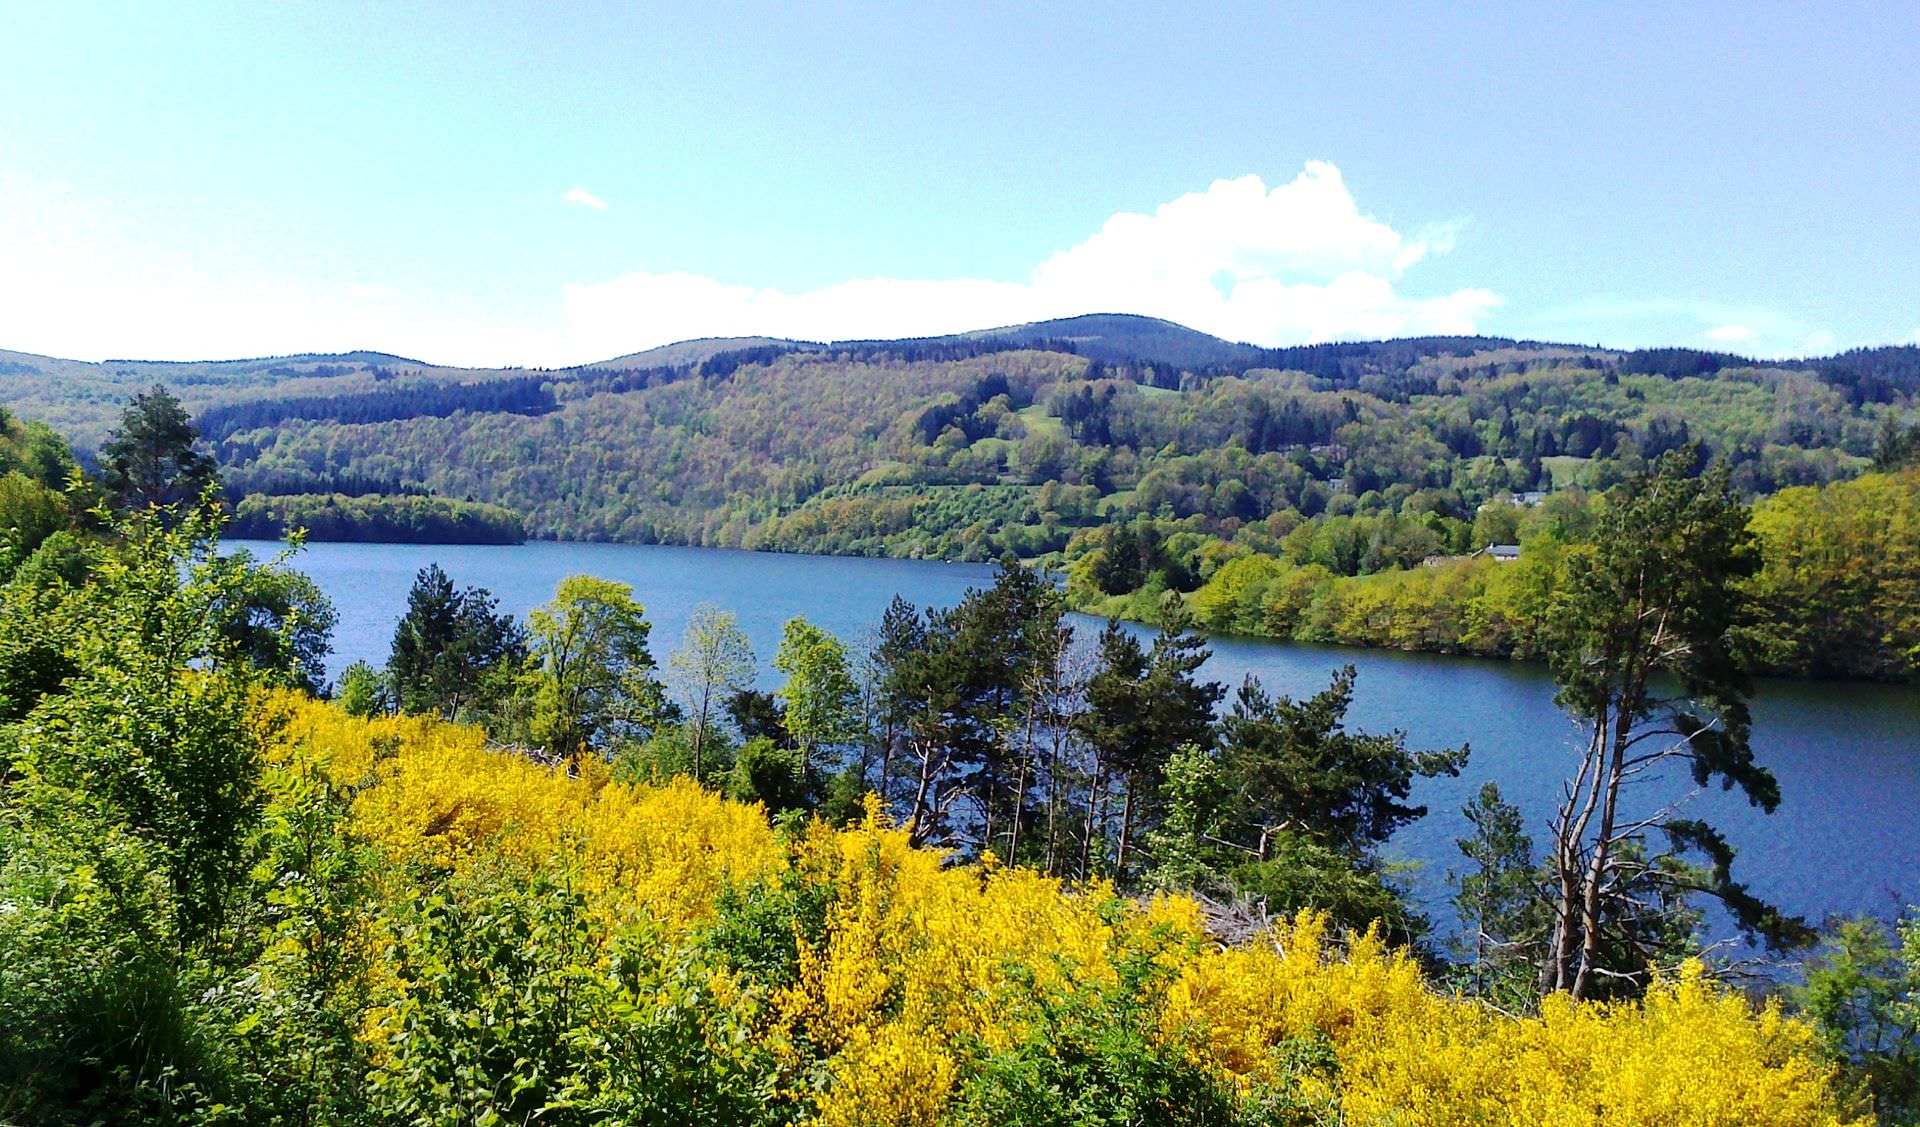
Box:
left=1, top=1, right=1916, bottom=368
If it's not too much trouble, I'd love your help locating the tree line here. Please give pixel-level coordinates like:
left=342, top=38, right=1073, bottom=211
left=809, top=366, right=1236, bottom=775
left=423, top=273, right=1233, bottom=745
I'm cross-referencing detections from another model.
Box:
left=0, top=402, right=1911, bottom=1122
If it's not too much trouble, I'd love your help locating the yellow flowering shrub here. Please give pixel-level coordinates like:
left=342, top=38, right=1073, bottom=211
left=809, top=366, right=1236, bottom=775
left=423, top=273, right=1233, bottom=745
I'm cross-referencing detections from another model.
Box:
left=267, top=692, right=784, bottom=931
left=262, top=694, right=1862, bottom=1126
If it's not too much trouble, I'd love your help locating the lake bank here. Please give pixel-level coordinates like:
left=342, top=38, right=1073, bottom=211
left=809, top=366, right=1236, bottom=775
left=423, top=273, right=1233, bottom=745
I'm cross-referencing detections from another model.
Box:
left=237, top=537, right=1920, bottom=946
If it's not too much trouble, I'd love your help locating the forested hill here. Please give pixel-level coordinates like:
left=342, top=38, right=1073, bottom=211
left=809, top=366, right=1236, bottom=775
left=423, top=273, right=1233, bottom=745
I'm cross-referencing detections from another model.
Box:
left=3, top=315, right=1918, bottom=563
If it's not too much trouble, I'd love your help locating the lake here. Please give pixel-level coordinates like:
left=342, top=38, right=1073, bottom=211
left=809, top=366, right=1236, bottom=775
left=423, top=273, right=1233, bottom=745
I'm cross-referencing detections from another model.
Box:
left=235, top=538, right=1920, bottom=945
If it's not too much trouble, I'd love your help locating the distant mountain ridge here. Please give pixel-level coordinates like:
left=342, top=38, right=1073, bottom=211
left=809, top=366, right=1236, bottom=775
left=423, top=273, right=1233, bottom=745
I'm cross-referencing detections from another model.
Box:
left=3, top=312, right=1918, bottom=456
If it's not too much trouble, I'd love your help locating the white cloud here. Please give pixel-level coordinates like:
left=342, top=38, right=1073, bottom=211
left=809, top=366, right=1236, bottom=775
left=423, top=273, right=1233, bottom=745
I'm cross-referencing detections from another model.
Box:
left=1795, top=329, right=1838, bottom=356
left=0, top=163, right=1491, bottom=367
left=558, top=163, right=1498, bottom=361
left=1535, top=297, right=1852, bottom=360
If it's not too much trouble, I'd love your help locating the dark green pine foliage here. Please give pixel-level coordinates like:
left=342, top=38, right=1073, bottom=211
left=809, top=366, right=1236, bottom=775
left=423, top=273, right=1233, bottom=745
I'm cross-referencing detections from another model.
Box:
left=1451, top=782, right=1550, bottom=1007
left=1081, top=595, right=1222, bottom=879
left=1218, top=666, right=1467, bottom=858
left=1540, top=447, right=1814, bottom=998
left=98, top=384, right=219, bottom=512
left=386, top=564, right=526, bottom=720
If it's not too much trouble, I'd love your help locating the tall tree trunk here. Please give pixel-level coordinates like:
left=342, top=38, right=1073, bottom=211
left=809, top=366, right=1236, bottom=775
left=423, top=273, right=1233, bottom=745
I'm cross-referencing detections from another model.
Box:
left=1081, top=751, right=1105, bottom=882
left=1043, top=721, right=1065, bottom=875
left=1114, top=773, right=1136, bottom=880
left=1545, top=716, right=1608, bottom=995
left=877, top=717, right=897, bottom=809
left=905, top=733, right=942, bottom=845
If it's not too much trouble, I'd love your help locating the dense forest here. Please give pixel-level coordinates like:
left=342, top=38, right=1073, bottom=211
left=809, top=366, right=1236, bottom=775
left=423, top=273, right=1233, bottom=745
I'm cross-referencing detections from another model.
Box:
left=3, top=316, right=1919, bottom=669
left=228, top=492, right=527, bottom=544
left=1071, top=463, right=1920, bottom=681
left=0, top=402, right=1913, bottom=1122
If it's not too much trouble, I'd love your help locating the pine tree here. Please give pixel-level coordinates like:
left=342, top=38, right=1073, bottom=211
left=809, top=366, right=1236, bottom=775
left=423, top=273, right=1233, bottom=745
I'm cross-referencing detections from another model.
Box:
left=99, top=384, right=218, bottom=512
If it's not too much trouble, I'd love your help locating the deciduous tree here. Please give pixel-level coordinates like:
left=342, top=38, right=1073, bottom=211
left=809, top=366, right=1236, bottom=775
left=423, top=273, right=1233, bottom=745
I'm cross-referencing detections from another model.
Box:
left=669, top=604, right=755, bottom=782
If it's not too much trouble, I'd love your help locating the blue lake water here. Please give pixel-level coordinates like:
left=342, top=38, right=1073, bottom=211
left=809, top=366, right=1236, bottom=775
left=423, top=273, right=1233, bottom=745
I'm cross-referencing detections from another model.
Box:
left=236, top=538, right=1920, bottom=945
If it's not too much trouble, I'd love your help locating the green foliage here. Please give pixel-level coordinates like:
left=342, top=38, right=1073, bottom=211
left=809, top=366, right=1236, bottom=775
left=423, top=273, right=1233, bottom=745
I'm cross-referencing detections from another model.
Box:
left=335, top=659, right=390, bottom=716
left=0, top=470, right=71, bottom=580
left=0, top=500, right=349, bottom=1121
left=702, top=870, right=832, bottom=993
left=216, top=546, right=339, bottom=693
left=728, top=735, right=813, bottom=815
left=773, top=616, right=862, bottom=756
left=525, top=574, right=674, bottom=762
left=948, top=971, right=1324, bottom=1127
left=1744, top=467, right=1920, bottom=680
left=1539, top=451, right=1810, bottom=998
left=671, top=603, right=756, bottom=782
left=387, top=564, right=526, bottom=720
left=1229, top=835, right=1430, bottom=953
left=230, top=491, right=526, bottom=544
left=1797, top=911, right=1920, bottom=1124
left=368, top=863, right=787, bottom=1127
left=1218, top=666, right=1467, bottom=857
left=1142, top=667, right=1461, bottom=950
left=99, top=383, right=220, bottom=511
left=1450, top=782, right=1548, bottom=1007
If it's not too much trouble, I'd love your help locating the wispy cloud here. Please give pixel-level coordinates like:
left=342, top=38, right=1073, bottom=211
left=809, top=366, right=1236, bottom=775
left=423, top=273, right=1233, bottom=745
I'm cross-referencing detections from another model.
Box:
left=562, top=187, right=608, bottom=212
left=1533, top=297, right=1844, bottom=360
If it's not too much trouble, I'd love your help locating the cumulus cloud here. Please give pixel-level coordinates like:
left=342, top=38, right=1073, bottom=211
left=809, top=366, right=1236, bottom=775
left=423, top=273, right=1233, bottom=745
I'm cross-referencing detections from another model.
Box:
left=1706, top=324, right=1755, bottom=344
left=0, top=163, right=1491, bottom=367
left=559, top=163, right=1497, bottom=360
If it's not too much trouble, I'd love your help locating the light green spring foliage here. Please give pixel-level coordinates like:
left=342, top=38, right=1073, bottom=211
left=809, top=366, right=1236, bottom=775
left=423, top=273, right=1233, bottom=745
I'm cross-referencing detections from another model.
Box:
left=525, top=574, right=670, bottom=762
left=773, top=616, right=862, bottom=755
left=1095, top=467, right=1920, bottom=683
left=670, top=603, right=756, bottom=780
left=0, top=501, right=332, bottom=1120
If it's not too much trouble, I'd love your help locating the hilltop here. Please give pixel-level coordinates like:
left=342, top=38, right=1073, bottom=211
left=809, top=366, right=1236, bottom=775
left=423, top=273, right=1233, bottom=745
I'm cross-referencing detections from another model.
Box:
left=2, top=313, right=1916, bottom=565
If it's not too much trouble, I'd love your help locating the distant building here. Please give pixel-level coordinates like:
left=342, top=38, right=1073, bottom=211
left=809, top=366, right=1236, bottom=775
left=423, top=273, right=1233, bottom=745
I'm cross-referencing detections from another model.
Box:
left=1477, top=490, right=1550, bottom=512
left=1478, top=543, right=1522, bottom=562
left=1326, top=477, right=1349, bottom=494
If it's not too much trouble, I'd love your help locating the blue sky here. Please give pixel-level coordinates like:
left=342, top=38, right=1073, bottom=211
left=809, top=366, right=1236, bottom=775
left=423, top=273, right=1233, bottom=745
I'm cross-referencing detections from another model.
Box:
left=2, top=1, right=1915, bottom=366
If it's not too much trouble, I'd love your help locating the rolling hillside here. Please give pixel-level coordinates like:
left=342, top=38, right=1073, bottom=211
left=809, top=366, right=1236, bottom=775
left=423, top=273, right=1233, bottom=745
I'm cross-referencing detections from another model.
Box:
left=2, top=315, right=1916, bottom=563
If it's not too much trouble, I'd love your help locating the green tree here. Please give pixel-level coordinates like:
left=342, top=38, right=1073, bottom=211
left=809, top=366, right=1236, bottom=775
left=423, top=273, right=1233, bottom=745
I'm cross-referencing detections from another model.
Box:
left=214, top=546, right=339, bottom=694
left=1451, top=782, right=1547, bottom=1006
left=335, top=659, right=390, bottom=716
left=387, top=564, right=525, bottom=720
left=525, top=575, right=671, bottom=763
left=1217, top=666, right=1467, bottom=859
left=773, top=616, right=861, bottom=762
left=0, top=471, right=71, bottom=582
left=98, top=383, right=218, bottom=512
left=726, top=736, right=813, bottom=816
left=669, top=603, right=755, bottom=782
left=1796, top=911, right=1920, bottom=1124
left=1154, top=665, right=1466, bottom=947
left=1079, top=598, right=1222, bottom=880
left=0, top=501, right=320, bottom=1118
left=1540, top=449, right=1811, bottom=998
